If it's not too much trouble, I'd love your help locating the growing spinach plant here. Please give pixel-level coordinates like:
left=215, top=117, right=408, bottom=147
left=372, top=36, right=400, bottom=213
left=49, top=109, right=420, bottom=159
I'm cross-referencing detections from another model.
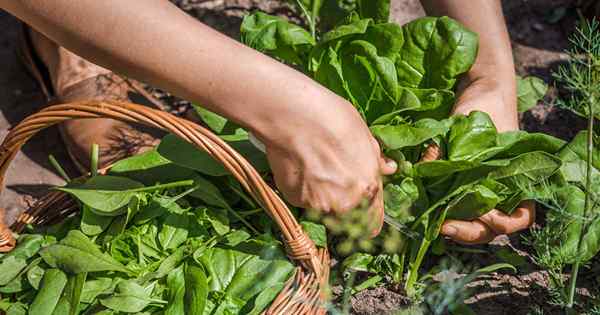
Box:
left=236, top=0, right=575, bottom=298
left=3, top=2, right=597, bottom=313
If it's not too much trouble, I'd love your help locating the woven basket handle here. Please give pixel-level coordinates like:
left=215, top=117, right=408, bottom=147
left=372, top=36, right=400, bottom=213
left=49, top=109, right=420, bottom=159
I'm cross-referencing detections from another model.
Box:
left=0, top=100, right=323, bottom=274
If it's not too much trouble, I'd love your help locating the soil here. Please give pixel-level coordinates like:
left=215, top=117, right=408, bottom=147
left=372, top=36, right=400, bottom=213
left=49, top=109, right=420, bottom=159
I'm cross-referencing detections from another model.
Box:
left=0, top=0, right=594, bottom=314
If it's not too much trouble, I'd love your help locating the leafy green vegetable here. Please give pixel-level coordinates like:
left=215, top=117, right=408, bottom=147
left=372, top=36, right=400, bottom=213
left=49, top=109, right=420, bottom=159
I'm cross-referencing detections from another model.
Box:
left=396, top=16, right=478, bottom=90
left=241, top=12, right=315, bottom=67
left=40, top=231, right=129, bottom=274
left=184, top=264, right=208, bottom=315
left=109, top=149, right=196, bottom=185
left=0, top=256, right=27, bottom=286
left=445, top=184, right=501, bottom=220
left=448, top=111, right=497, bottom=161
left=487, top=151, right=562, bottom=189
left=357, top=0, right=390, bottom=23
left=80, top=278, right=114, bottom=304
left=4, top=2, right=580, bottom=312
left=384, top=178, right=420, bottom=223
left=159, top=212, right=190, bottom=250
left=516, top=75, right=548, bottom=113
left=164, top=265, right=185, bottom=315
left=300, top=221, right=328, bottom=247
left=100, top=280, right=164, bottom=313
left=29, top=269, right=68, bottom=315
left=58, top=176, right=144, bottom=215
left=80, top=206, right=114, bottom=236
left=158, top=135, right=270, bottom=176
left=371, top=119, right=449, bottom=150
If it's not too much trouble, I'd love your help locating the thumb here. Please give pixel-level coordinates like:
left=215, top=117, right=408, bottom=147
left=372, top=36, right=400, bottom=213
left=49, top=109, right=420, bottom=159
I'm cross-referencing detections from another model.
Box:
left=379, top=154, right=397, bottom=175
left=371, top=136, right=397, bottom=175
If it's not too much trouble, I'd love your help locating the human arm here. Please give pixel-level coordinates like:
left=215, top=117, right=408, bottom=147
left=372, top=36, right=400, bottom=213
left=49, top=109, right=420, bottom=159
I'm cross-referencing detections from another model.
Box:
left=419, top=0, right=534, bottom=244
left=1, top=0, right=396, bottom=233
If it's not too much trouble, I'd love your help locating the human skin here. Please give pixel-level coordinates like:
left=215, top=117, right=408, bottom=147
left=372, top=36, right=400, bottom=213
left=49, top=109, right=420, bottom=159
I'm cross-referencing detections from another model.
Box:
left=421, top=0, right=535, bottom=244
left=0, top=0, right=532, bottom=241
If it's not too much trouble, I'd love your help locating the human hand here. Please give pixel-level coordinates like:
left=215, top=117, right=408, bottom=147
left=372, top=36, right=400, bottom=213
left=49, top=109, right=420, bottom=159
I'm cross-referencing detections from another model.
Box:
left=256, top=92, right=397, bottom=236
left=422, top=77, right=535, bottom=244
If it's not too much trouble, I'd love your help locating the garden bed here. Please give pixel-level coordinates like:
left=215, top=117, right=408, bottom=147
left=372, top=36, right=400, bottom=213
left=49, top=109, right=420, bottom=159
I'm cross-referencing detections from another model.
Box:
left=0, top=0, right=597, bottom=314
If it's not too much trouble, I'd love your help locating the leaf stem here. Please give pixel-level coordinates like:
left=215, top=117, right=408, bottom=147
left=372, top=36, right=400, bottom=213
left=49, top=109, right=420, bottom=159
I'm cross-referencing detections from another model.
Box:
left=224, top=204, right=260, bottom=235
left=228, top=181, right=257, bottom=208
left=90, top=143, right=99, bottom=177
left=405, top=239, right=430, bottom=296
left=341, top=271, right=356, bottom=315
left=49, top=154, right=71, bottom=182
left=295, top=0, right=316, bottom=39
left=130, top=180, right=195, bottom=193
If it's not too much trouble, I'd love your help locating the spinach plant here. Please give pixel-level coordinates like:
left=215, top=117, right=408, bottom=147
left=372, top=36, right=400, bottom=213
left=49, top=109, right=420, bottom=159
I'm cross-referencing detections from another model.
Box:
left=3, top=2, right=597, bottom=313
left=236, top=0, right=574, bottom=297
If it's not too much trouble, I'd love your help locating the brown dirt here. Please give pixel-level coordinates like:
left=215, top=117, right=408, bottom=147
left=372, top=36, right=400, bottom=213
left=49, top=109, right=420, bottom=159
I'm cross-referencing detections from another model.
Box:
left=0, top=0, right=594, bottom=314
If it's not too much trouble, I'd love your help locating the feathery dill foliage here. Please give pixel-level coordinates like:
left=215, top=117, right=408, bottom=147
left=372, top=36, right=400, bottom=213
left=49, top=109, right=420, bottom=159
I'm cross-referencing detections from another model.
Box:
left=552, top=18, right=600, bottom=309
left=422, top=262, right=476, bottom=315
left=528, top=306, right=546, bottom=315
left=390, top=258, right=493, bottom=315
left=553, top=19, right=600, bottom=117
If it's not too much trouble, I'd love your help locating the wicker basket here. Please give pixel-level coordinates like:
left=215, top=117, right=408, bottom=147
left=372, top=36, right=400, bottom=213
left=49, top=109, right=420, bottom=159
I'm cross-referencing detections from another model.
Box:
left=0, top=100, right=330, bottom=315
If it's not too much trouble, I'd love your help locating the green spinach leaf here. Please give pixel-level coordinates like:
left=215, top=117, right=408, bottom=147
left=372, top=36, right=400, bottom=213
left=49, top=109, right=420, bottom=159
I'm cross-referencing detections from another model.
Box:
left=516, top=75, right=548, bottom=113
left=40, top=231, right=129, bottom=274
left=29, top=269, right=68, bottom=315
left=58, top=176, right=144, bottom=215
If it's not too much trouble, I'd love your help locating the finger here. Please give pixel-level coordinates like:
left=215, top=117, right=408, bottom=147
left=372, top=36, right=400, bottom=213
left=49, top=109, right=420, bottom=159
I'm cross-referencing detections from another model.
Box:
left=420, top=143, right=442, bottom=162
left=367, top=180, right=385, bottom=238
left=441, top=219, right=496, bottom=245
left=479, top=201, right=536, bottom=235
left=379, top=155, right=397, bottom=175
left=332, top=179, right=378, bottom=214
left=371, top=136, right=397, bottom=175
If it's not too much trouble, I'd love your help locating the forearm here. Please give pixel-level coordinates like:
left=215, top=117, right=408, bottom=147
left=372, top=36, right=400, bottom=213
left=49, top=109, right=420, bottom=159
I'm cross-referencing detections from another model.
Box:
left=1, top=0, right=343, bottom=142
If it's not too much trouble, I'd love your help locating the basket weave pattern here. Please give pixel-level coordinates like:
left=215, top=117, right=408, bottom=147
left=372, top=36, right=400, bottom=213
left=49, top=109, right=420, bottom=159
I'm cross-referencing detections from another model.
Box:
left=0, top=101, right=330, bottom=314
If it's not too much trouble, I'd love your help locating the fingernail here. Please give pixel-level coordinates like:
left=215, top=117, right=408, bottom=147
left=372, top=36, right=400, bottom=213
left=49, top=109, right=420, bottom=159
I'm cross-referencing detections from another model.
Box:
left=442, top=224, right=458, bottom=237
left=386, top=160, right=397, bottom=171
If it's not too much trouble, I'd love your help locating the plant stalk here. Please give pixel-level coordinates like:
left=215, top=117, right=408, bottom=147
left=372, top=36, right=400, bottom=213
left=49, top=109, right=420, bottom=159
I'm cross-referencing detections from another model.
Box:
left=405, top=239, right=430, bottom=296
left=567, top=105, right=594, bottom=308
left=49, top=154, right=71, bottom=182
left=90, top=143, right=99, bottom=177
left=341, top=271, right=357, bottom=315
left=130, top=180, right=195, bottom=192
left=295, top=0, right=316, bottom=39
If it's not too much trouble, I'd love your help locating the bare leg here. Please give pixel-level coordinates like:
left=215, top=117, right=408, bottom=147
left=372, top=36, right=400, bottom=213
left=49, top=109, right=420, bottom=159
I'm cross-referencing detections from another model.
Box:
left=29, top=29, right=111, bottom=95
left=26, top=29, right=159, bottom=172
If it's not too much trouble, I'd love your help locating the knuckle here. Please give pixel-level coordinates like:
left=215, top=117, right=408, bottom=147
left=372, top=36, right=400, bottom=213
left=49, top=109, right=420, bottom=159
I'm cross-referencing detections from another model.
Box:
left=308, top=199, right=328, bottom=213
left=361, top=181, right=379, bottom=199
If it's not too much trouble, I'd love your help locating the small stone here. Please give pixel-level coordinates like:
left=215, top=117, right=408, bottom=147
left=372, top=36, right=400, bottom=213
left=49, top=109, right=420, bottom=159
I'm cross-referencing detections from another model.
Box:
left=532, top=23, right=544, bottom=31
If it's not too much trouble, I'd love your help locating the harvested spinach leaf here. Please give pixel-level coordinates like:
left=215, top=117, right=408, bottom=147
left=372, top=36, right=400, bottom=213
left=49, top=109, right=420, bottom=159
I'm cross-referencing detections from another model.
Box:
left=40, top=231, right=129, bottom=274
